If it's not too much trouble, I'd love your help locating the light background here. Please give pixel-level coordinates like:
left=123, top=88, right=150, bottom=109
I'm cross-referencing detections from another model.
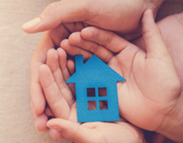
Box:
left=0, top=0, right=182, bottom=142
left=0, top=0, right=69, bottom=142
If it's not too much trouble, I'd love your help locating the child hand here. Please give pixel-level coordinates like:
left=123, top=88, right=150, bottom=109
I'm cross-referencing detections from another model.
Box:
left=30, top=23, right=85, bottom=131
left=39, top=48, right=145, bottom=142
left=39, top=48, right=75, bottom=118
left=60, top=9, right=181, bottom=139
left=24, top=0, right=164, bottom=131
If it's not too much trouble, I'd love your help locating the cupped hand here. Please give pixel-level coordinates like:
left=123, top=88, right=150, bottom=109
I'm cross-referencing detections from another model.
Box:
left=22, top=0, right=164, bottom=37
left=39, top=48, right=145, bottom=143
left=60, top=10, right=181, bottom=132
left=30, top=23, right=85, bottom=131
left=135, top=12, right=183, bottom=86
left=24, top=0, right=164, bottom=131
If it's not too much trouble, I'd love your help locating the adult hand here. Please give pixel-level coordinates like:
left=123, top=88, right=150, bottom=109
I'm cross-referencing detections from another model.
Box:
left=134, top=12, right=183, bottom=142
left=22, top=0, right=164, bottom=37
left=39, top=48, right=145, bottom=143
left=60, top=9, right=181, bottom=141
left=24, top=0, right=164, bottom=131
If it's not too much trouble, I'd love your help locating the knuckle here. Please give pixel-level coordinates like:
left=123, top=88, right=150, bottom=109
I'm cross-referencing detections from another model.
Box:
left=103, top=53, right=113, bottom=63
left=41, top=2, right=58, bottom=18
left=60, top=81, right=68, bottom=89
left=104, top=32, right=114, bottom=46
left=46, top=2, right=57, bottom=12
left=90, top=43, right=99, bottom=53
left=169, top=78, right=181, bottom=97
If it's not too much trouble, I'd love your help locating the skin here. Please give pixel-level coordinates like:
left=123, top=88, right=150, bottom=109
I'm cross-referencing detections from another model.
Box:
left=39, top=48, right=145, bottom=143
left=22, top=0, right=163, bottom=35
left=60, top=10, right=182, bottom=142
left=135, top=12, right=183, bottom=142
left=22, top=0, right=164, bottom=131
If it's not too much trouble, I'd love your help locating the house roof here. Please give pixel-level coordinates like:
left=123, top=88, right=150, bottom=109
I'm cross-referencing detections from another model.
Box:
left=66, top=55, right=126, bottom=84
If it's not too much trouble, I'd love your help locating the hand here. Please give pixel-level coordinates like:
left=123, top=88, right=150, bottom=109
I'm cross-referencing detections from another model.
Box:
left=24, top=0, right=164, bottom=131
left=135, top=12, right=183, bottom=85
left=60, top=10, right=181, bottom=133
left=39, top=48, right=145, bottom=143
left=29, top=23, right=85, bottom=131
left=134, top=12, right=183, bottom=142
left=22, top=0, right=164, bottom=38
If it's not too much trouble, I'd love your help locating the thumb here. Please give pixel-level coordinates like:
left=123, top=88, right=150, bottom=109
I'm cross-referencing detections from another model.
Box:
left=142, top=9, right=169, bottom=58
left=22, top=0, right=89, bottom=33
left=47, top=119, right=101, bottom=143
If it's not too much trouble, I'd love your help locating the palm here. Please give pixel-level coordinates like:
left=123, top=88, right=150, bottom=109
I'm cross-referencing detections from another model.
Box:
left=30, top=22, right=86, bottom=131
left=61, top=11, right=181, bottom=131
left=135, top=13, right=183, bottom=86
left=39, top=48, right=144, bottom=142
left=53, top=87, right=144, bottom=143
left=109, top=43, right=179, bottom=130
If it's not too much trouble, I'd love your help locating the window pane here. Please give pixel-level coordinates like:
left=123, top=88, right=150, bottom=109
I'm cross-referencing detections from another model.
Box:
left=99, top=100, right=108, bottom=110
left=87, top=88, right=95, bottom=97
left=88, top=101, right=96, bottom=110
left=98, top=88, right=107, bottom=97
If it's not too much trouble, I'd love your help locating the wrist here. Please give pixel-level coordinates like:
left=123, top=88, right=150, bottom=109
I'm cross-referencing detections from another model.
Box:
left=157, top=92, right=183, bottom=142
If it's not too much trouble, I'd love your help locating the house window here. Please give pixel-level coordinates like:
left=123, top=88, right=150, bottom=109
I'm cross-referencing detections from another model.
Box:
left=88, top=101, right=96, bottom=110
left=98, top=88, right=107, bottom=97
left=87, top=88, right=95, bottom=97
left=87, top=88, right=108, bottom=110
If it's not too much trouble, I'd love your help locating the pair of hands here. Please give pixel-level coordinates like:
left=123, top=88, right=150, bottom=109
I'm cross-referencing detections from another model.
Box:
left=23, top=0, right=164, bottom=131
left=23, top=0, right=183, bottom=142
left=37, top=10, right=180, bottom=142
left=39, top=47, right=144, bottom=142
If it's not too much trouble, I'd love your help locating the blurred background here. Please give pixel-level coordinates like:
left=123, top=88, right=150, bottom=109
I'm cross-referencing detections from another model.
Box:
left=0, top=0, right=69, bottom=142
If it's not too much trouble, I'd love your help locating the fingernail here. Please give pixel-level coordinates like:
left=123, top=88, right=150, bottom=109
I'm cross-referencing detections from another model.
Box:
left=49, top=126, right=62, bottom=132
left=22, top=17, right=41, bottom=30
left=50, top=127, right=62, bottom=132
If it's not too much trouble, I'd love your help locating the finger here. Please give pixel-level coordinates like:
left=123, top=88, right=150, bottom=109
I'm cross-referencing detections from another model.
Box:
left=57, top=48, right=70, bottom=81
left=34, top=113, right=48, bottom=131
left=49, top=22, right=85, bottom=46
left=46, top=49, right=74, bottom=106
left=46, top=49, right=65, bottom=92
left=62, top=22, right=86, bottom=34
left=57, top=48, right=76, bottom=95
left=49, top=128, right=64, bottom=139
left=142, top=9, right=169, bottom=58
left=57, top=48, right=75, bottom=105
left=67, top=60, right=76, bottom=95
left=30, top=82, right=48, bottom=131
left=67, top=59, right=75, bottom=75
left=69, top=32, right=114, bottom=63
left=39, top=64, right=70, bottom=119
left=46, top=49, right=64, bottom=85
left=45, top=106, right=54, bottom=117
left=30, top=32, right=54, bottom=115
left=22, top=0, right=89, bottom=33
left=47, top=119, right=101, bottom=143
left=68, top=103, right=78, bottom=122
left=61, top=39, right=92, bottom=60
left=30, top=32, right=54, bottom=131
left=81, top=27, right=134, bottom=53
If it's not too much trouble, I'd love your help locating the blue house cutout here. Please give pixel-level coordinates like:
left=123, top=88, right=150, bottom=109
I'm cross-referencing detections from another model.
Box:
left=66, top=55, right=126, bottom=122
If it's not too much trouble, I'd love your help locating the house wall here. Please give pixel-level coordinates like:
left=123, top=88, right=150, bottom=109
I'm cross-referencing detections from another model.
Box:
left=75, top=82, right=120, bottom=122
